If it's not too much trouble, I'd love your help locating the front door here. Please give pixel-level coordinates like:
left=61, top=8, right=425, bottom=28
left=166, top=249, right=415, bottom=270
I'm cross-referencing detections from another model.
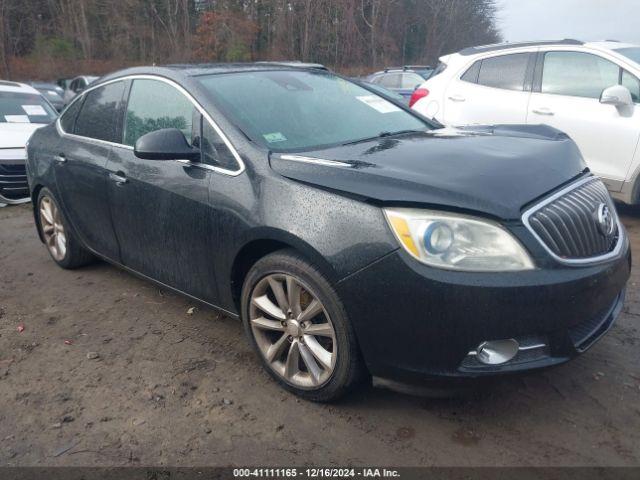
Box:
left=527, top=50, right=640, bottom=191
left=106, top=78, right=220, bottom=303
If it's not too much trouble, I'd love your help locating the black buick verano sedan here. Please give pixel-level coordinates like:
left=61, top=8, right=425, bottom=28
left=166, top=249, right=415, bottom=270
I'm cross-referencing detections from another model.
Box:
left=26, top=64, right=630, bottom=401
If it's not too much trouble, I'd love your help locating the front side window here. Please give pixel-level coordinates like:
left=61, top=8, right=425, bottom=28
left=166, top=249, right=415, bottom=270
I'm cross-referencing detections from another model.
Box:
left=124, top=79, right=194, bottom=147
left=541, top=51, right=619, bottom=99
left=621, top=70, right=640, bottom=102
left=476, top=53, right=529, bottom=91
left=0, top=92, right=57, bottom=124
left=74, top=81, right=125, bottom=142
left=197, top=70, right=429, bottom=151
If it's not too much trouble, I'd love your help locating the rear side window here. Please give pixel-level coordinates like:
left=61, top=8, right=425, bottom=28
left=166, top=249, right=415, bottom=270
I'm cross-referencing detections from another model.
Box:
left=541, top=51, right=619, bottom=99
left=461, top=61, right=481, bottom=83
left=74, top=81, right=125, bottom=142
left=430, top=62, right=447, bottom=79
left=123, top=79, right=195, bottom=147
left=476, top=53, right=530, bottom=91
left=59, top=97, right=83, bottom=132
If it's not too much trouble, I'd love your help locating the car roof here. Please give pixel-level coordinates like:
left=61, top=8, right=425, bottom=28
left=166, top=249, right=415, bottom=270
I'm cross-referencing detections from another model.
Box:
left=0, top=80, right=41, bottom=95
left=97, top=63, right=332, bottom=86
left=458, top=39, right=584, bottom=56
left=165, top=62, right=329, bottom=76
left=584, top=40, right=639, bottom=51
left=255, top=61, right=328, bottom=70
left=371, top=68, right=424, bottom=75
left=456, top=39, right=640, bottom=59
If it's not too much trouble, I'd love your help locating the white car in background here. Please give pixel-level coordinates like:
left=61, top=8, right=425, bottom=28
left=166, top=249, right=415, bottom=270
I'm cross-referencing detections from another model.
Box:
left=0, top=81, right=58, bottom=205
left=411, top=40, right=640, bottom=204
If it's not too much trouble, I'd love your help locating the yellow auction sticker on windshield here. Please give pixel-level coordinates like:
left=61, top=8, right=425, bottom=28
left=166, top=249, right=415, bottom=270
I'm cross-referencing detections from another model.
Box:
left=263, top=132, right=287, bottom=143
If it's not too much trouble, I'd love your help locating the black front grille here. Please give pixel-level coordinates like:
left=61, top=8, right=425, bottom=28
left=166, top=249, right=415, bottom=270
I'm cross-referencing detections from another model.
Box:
left=0, top=163, right=29, bottom=200
left=524, top=178, right=620, bottom=261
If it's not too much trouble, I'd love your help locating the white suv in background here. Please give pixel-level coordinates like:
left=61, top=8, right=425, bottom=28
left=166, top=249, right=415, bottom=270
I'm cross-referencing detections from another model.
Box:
left=411, top=40, right=640, bottom=204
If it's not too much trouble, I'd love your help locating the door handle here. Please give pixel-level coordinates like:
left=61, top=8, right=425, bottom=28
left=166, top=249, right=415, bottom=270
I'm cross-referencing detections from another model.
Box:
left=448, top=95, right=466, bottom=102
left=532, top=107, right=554, bottom=116
left=108, top=172, right=128, bottom=185
left=53, top=154, right=66, bottom=163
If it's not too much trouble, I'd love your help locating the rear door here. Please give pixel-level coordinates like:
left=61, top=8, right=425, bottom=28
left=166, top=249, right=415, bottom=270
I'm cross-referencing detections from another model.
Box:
left=527, top=50, right=640, bottom=189
left=106, top=77, right=227, bottom=303
left=443, top=51, right=535, bottom=125
left=54, top=80, right=126, bottom=261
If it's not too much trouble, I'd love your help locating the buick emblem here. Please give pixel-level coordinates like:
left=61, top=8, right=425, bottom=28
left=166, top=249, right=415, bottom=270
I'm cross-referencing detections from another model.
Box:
left=596, top=203, right=615, bottom=236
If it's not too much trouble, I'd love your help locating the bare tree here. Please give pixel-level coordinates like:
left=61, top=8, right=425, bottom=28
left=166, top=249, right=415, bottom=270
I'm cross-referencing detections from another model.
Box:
left=0, top=0, right=501, bottom=80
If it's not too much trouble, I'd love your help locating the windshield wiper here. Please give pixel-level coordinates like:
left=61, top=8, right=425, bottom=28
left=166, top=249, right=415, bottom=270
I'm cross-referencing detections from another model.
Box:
left=341, top=129, right=426, bottom=146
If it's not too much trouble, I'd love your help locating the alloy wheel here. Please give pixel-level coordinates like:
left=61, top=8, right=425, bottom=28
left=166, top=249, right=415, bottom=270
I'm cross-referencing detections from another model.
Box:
left=39, top=196, right=67, bottom=261
left=249, top=273, right=337, bottom=389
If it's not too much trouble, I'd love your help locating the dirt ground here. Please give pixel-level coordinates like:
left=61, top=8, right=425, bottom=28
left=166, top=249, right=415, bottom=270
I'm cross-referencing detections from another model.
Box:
left=0, top=202, right=639, bottom=467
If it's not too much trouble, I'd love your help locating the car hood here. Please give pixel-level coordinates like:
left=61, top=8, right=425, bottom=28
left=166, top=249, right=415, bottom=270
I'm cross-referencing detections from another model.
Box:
left=269, top=125, right=587, bottom=220
left=0, top=123, right=47, bottom=149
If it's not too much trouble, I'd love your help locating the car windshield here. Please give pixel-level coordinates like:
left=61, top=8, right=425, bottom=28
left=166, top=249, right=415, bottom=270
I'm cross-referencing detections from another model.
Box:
left=615, top=47, right=640, bottom=65
left=0, top=92, right=57, bottom=124
left=197, top=70, right=430, bottom=151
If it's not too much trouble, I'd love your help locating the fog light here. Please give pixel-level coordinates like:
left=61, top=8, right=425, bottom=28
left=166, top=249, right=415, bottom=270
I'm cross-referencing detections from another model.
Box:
left=476, top=339, right=519, bottom=365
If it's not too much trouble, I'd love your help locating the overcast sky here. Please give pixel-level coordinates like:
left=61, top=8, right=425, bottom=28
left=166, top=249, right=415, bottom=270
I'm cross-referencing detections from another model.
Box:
left=498, top=0, right=640, bottom=45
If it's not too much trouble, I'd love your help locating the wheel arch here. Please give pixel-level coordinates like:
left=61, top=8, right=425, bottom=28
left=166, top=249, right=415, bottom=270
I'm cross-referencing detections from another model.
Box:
left=31, top=183, right=45, bottom=243
left=229, top=229, right=339, bottom=312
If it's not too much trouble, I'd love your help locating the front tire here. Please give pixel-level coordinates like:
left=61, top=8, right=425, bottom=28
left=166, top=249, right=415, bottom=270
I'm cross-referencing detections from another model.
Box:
left=36, top=188, right=93, bottom=269
left=241, top=249, right=364, bottom=402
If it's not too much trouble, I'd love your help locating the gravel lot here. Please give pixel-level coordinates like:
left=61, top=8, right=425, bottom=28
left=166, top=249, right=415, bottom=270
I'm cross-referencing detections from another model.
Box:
left=0, top=202, right=639, bottom=467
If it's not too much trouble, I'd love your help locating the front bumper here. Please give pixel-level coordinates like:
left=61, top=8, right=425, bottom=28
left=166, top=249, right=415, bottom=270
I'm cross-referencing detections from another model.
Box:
left=337, top=240, right=631, bottom=385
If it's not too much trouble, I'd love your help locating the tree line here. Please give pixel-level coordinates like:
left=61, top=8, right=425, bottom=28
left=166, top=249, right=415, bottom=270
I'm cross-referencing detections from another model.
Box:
left=0, top=0, right=501, bottom=80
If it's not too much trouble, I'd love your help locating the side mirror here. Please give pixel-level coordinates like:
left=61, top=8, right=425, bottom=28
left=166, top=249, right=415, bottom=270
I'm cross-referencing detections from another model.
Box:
left=134, top=128, right=201, bottom=161
left=600, top=85, right=633, bottom=108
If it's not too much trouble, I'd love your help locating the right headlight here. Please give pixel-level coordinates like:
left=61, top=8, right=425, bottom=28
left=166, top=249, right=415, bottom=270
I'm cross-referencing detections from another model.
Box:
left=384, top=208, right=535, bottom=272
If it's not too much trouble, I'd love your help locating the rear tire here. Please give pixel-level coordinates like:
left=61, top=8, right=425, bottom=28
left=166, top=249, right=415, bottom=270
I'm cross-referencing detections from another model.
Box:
left=36, top=188, right=94, bottom=269
left=241, top=249, right=365, bottom=402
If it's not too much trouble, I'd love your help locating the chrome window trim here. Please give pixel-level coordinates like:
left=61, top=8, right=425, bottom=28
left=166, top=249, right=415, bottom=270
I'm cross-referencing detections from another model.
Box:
left=56, top=74, right=246, bottom=177
left=279, top=154, right=353, bottom=168
left=521, top=175, right=625, bottom=266
left=56, top=121, right=134, bottom=150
